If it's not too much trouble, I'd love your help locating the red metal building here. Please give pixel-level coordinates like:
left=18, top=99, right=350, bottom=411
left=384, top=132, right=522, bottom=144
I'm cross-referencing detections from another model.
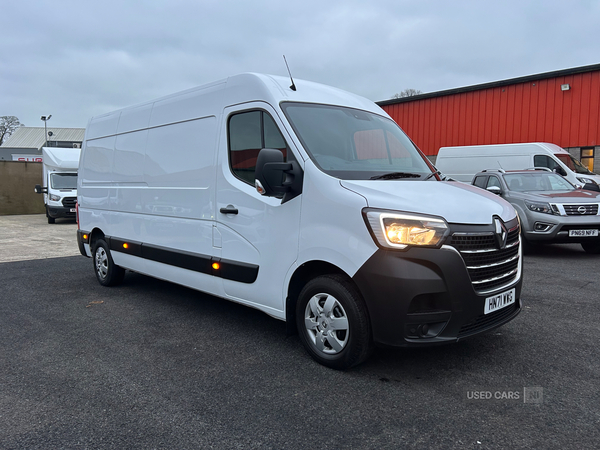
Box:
left=378, top=63, right=600, bottom=172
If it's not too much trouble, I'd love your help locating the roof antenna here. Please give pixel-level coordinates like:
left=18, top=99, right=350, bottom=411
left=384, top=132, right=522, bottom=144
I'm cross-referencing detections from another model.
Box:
left=283, top=55, right=296, bottom=91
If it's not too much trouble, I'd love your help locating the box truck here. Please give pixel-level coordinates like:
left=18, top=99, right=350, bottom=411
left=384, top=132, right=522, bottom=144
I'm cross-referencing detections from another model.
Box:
left=77, top=73, right=522, bottom=369
left=435, top=142, right=600, bottom=188
left=34, top=147, right=81, bottom=223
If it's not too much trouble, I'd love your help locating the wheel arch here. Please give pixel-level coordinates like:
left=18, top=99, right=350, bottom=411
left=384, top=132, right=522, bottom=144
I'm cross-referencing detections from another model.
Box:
left=285, top=260, right=359, bottom=336
left=88, top=227, right=107, bottom=249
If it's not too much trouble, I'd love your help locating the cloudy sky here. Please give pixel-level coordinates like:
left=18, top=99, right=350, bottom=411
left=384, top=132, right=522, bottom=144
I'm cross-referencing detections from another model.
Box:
left=2, top=0, right=600, bottom=129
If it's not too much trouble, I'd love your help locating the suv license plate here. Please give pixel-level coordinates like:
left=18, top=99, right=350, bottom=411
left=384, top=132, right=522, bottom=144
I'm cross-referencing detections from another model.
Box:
left=484, top=288, right=515, bottom=315
left=569, top=229, right=598, bottom=237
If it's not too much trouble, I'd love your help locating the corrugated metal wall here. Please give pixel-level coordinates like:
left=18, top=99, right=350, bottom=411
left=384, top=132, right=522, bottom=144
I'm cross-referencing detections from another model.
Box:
left=381, top=70, right=600, bottom=156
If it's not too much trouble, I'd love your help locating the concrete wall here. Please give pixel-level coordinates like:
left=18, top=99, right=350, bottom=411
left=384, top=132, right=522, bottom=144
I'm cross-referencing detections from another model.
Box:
left=0, top=161, right=45, bottom=215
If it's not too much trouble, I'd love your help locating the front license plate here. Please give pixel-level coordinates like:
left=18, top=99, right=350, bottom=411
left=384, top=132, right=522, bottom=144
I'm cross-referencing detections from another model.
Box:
left=70, top=208, right=76, bottom=213
left=484, top=288, right=516, bottom=315
left=569, top=229, right=598, bottom=237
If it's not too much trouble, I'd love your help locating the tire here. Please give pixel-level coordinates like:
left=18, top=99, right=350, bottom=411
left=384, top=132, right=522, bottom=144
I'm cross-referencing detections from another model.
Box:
left=581, top=240, right=600, bottom=254
left=296, top=275, right=373, bottom=370
left=46, top=207, right=55, bottom=224
left=92, top=239, right=125, bottom=286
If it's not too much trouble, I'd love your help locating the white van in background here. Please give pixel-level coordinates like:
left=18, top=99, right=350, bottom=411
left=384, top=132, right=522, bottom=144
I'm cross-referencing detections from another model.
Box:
left=77, top=73, right=522, bottom=369
left=34, top=147, right=81, bottom=223
left=435, top=142, right=600, bottom=187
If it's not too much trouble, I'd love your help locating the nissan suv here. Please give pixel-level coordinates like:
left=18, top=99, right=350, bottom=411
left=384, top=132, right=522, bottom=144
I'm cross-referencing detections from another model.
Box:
left=472, top=169, right=600, bottom=253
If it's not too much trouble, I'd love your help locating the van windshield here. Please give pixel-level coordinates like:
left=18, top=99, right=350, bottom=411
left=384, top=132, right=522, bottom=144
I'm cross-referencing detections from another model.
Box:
left=50, top=173, right=78, bottom=189
left=281, top=103, right=433, bottom=180
left=555, top=154, right=595, bottom=175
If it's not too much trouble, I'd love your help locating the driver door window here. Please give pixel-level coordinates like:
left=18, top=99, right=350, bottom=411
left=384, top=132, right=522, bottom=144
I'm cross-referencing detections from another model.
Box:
left=228, top=110, right=290, bottom=185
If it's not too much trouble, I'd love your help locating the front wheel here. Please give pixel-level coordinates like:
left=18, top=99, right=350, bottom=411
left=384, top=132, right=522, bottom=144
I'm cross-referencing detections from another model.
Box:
left=93, top=239, right=125, bottom=286
left=296, top=275, right=373, bottom=370
left=46, top=206, right=55, bottom=224
left=581, top=240, right=600, bottom=254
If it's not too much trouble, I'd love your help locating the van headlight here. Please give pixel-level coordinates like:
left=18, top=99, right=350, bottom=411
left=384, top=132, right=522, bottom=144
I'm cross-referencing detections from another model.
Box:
left=577, top=176, right=597, bottom=185
left=49, top=193, right=61, bottom=202
left=363, top=209, right=449, bottom=250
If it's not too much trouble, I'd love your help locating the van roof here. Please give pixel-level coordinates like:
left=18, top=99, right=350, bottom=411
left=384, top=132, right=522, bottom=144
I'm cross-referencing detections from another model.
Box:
left=438, top=142, right=568, bottom=156
left=85, top=73, right=386, bottom=140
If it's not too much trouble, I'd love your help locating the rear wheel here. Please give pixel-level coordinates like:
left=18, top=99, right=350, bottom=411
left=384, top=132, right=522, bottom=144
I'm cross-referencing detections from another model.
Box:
left=581, top=240, right=600, bottom=254
left=93, top=239, right=125, bottom=286
left=296, top=275, right=372, bottom=370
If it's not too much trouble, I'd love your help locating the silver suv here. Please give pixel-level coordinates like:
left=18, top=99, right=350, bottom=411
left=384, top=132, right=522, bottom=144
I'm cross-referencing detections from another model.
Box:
left=472, top=169, right=600, bottom=253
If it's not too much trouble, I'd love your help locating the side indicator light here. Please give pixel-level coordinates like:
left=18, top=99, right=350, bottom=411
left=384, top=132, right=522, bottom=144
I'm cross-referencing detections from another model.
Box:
left=123, top=243, right=129, bottom=249
left=83, top=234, right=88, bottom=240
left=212, top=262, right=220, bottom=270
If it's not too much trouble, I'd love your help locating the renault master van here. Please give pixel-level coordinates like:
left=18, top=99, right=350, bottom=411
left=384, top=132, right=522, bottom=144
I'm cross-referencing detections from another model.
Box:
left=436, top=142, right=600, bottom=187
left=77, top=73, right=522, bottom=369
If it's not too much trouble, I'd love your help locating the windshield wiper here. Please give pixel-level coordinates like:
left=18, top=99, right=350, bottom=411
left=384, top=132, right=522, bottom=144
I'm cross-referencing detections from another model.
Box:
left=424, top=170, right=441, bottom=180
left=370, top=172, right=422, bottom=180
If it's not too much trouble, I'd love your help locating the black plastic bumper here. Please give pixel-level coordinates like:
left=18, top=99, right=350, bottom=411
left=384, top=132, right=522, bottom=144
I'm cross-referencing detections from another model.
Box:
left=47, top=205, right=76, bottom=219
left=352, top=246, right=522, bottom=348
left=77, top=230, right=89, bottom=257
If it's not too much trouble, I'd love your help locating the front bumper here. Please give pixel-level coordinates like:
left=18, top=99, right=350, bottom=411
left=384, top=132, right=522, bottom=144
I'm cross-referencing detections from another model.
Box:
left=47, top=204, right=76, bottom=219
left=352, top=245, right=522, bottom=347
left=523, top=211, right=600, bottom=244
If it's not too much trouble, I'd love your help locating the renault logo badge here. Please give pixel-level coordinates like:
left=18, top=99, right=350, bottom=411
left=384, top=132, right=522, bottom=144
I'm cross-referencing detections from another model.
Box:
left=494, top=218, right=508, bottom=249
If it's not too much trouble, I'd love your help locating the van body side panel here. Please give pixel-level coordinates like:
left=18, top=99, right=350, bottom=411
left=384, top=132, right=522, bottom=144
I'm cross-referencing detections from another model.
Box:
left=296, top=164, right=376, bottom=278
left=79, top=136, right=115, bottom=210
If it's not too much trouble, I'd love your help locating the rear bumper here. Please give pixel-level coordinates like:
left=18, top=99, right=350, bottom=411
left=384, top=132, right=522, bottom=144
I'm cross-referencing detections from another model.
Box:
left=77, top=230, right=90, bottom=257
left=352, top=245, right=522, bottom=348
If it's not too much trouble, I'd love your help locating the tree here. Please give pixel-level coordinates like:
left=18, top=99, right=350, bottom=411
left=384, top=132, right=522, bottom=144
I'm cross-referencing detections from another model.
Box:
left=391, top=89, right=423, bottom=99
left=0, top=116, right=24, bottom=146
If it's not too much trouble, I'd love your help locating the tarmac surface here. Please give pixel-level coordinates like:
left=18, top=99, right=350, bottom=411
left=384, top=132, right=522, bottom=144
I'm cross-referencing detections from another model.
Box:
left=1, top=214, right=599, bottom=449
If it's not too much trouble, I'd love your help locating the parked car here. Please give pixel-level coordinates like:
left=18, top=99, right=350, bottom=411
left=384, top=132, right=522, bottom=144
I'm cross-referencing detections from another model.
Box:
left=472, top=169, right=600, bottom=253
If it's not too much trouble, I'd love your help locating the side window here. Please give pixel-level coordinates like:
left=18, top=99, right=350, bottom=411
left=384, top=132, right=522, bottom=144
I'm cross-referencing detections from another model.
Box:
left=534, top=155, right=548, bottom=168
left=473, top=176, right=487, bottom=188
left=487, top=176, right=501, bottom=189
left=534, top=155, right=561, bottom=171
left=228, top=110, right=290, bottom=185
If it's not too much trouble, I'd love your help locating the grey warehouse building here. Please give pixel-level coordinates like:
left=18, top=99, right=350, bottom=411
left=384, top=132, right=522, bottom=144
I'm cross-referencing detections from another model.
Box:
left=0, top=127, right=85, bottom=161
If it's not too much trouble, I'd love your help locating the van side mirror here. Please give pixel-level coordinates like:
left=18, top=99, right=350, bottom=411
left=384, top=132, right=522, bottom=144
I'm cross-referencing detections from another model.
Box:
left=553, top=167, right=567, bottom=177
left=34, top=184, right=46, bottom=194
left=486, top=186, right=502, bottom=195
left=255, top=148, right=303, bottom=204
left=582, top=182, right=600, bottom=192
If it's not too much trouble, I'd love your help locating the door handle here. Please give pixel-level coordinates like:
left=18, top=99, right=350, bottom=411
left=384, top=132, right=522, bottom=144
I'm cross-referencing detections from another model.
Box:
left=220, top=205, right=238, bottom=215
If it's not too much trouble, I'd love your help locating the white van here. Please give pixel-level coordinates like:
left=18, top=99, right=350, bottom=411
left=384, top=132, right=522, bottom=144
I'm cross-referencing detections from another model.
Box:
left=77, top=73, right=522, bottom=369
left=34, top=147, right=81, bottom=223
left=435, top=142, right=600, bottom=187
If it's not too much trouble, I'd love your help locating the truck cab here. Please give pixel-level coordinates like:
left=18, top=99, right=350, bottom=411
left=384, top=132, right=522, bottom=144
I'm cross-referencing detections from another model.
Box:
left=34, top=147, right=81, bottom=223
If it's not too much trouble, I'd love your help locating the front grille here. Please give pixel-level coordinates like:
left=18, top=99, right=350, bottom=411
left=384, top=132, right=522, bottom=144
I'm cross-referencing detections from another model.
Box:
left=458, top=303, right=518, bottom=337
left=563, top=204, right=599, bottom=215
left=447, top=220, right=520, bottom=294
left=62, top=197, right=77, bottom=208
